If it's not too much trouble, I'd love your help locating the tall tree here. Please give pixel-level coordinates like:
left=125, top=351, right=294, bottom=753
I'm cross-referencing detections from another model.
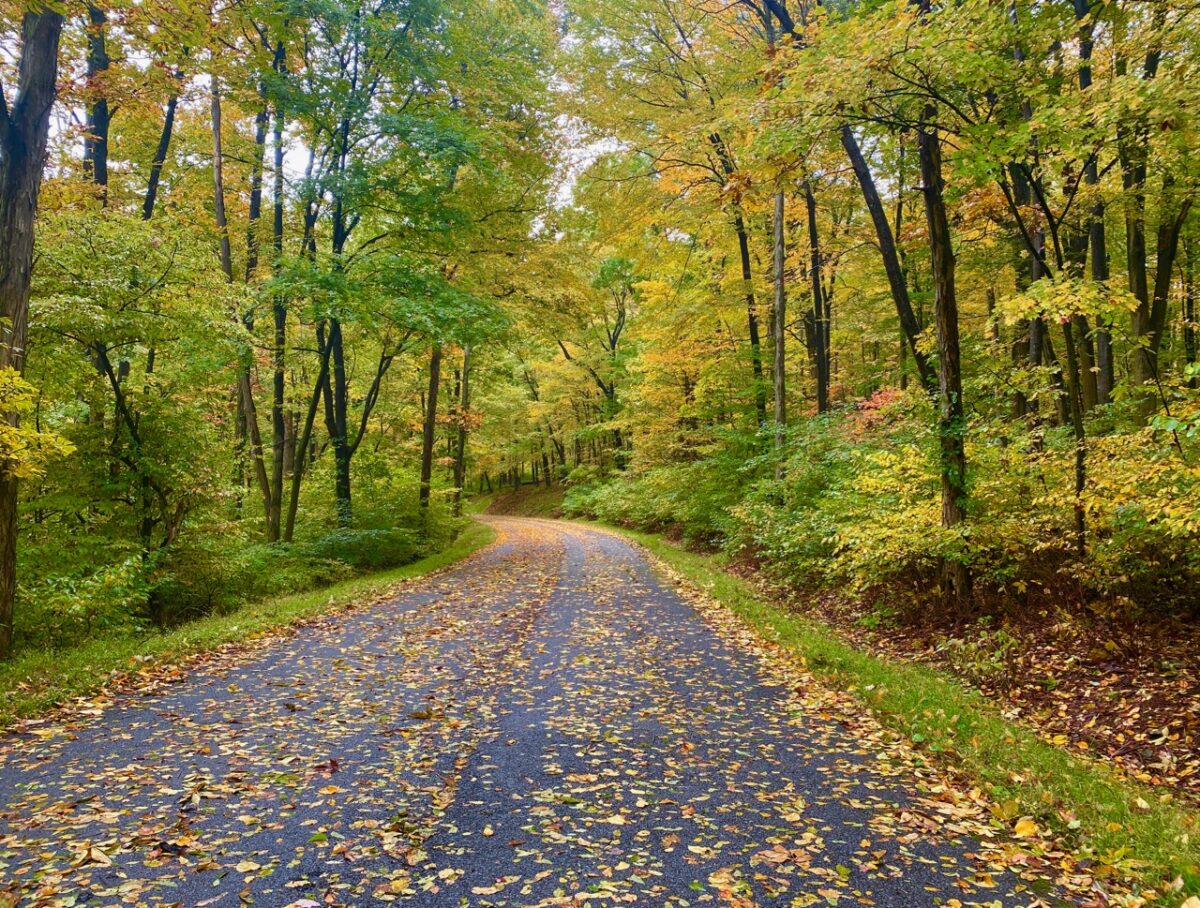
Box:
left=0, top=7, right=64, bottom=658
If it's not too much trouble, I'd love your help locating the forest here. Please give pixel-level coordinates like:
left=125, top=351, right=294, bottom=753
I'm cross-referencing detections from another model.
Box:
left=4, top=0, right=1200, bottom=902
left=1, top=0, right=1199, bottom=802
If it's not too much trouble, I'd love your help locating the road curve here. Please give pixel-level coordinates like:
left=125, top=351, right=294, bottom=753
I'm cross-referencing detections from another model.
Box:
left=0, top=518, right=1066, bottom=907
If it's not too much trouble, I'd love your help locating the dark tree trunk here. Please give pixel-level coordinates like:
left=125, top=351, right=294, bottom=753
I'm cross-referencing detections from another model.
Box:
left=143, top=88, right=179, bottom=221
left=918, top=107, right=971, bottom=608
left=0, top=8, right=64, bottom=659
left=210, top=80, right=234, bottom=281
left=1060, top=319, right=1088, bottom=555
left=707, top=131, right=767, bottom=425
left=804, top=183, right=830, bottom=413
left=420, top=344, right=443, bottom=508
left=284, top=331, right=331, bottom=542
left=324, top=319, right=352, bottom=525
left=1138, top=193, right=1193, bottom=396
left=1073, top=0, right=1114, bottom=401
left=1185, top=234, right=1197, bottom=388
left=453, top=345, right=471, bottom=515
left=243, top=103, right=268, bottom=283
left=82, top=4, right=110, bottom=203
left=841, top=125, right=934, bottom=391
left=269, top=94, right=287, bottom=540
left=772, top=189, right=787, bottom=470
left=734, top=214, right=767, bottom=425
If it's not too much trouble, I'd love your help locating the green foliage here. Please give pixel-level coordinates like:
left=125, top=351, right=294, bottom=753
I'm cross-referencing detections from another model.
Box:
left=567, top=387, right=1200, bottom=613
left=565, top=432, right=759, bottom=546
left=25, top=558, right=151, bottom=646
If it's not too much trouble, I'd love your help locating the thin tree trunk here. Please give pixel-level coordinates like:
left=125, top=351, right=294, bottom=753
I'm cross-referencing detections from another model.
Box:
left=1060, top=319, right=1088, bottom=555
left=804, top=183, right=830, bottom=413
left=284, top=336, right=331, bottom=543
left=1185, top=234, right=1197, bottom=388
left=841, top=125, right=934, bottom=391
left=243, top=103, right=268, bottom=283
left=453, top=345, right=471, bottom=516
left=143, top=88, right=179, bottom=221
left=420, top=344, right=443, bottom=508
left=772, top=190, right=787, bottom=472
left=1073, top=0, right=1113, bottom=402
left=735, top=215, right=767, bottom=425
left=210, top=79, right=234, bottom=281
left=269, top=95, right=287, bottom=540
left=324, top=319, right=352, bottom=525
left=82, top=4, right=110, bottom=203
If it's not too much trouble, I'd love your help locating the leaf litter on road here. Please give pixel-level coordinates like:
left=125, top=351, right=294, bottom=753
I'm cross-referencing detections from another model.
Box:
left=0, top=519, right=1151, bottom=906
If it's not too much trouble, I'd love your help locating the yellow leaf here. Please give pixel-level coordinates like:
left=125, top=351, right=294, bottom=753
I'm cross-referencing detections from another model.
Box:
left=1013, top=816, right=1038, bottom=838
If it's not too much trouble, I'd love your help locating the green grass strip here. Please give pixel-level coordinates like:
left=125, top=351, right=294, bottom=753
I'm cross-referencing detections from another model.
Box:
left=603, top=522, right=1200, bottom=898
left=0, top=519, right=495, bottom=729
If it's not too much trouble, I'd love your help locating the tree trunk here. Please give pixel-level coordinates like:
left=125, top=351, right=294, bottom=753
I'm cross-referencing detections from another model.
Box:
left=1060, top=319, right=1088, bottom=555
left=143, top=88, right=179, bottom=221
left=772, top=190, right=787, bottom=472
left=841, top=125, right=934, bottom=391
left=734, top=214, right=767, bottom=426
left=210, top=79, right=234, bottom=281
left=1072, top=0, right=1113, bottom=402
left=0, top=8, right=64, bottom=659
left=804, top=183, right=830, bottom=413
left=324, top=319, right=352, bottom=525
left=453, top=346, right=471, bottom=515
left=83, top=4, right=110, bottom=203
left=918, top=107, right=971, bottom=608
left=1185, top=233, right=1197, bottom=388
left=284, top=334, right=331, bottom=543
left=1137, top=193, right=1193, bottom=398
left=243, top=103, right=268, bottom=283
left=420, top=344, right=442, bottom=508
left=269, top=97, right=287, bottom=541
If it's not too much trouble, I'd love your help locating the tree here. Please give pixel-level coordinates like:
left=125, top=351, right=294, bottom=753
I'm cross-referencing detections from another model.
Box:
left=0, top=6, right=64, bottom=658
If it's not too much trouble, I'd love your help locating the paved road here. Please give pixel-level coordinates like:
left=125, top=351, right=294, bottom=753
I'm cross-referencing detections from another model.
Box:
left=1, top=518, right=1065, bottom=907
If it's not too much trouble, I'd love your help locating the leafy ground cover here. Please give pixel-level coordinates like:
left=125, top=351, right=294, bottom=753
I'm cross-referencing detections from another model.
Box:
left=0, top=520, right=495, bottom=729
left=765, top=582, right=1200, bottom=804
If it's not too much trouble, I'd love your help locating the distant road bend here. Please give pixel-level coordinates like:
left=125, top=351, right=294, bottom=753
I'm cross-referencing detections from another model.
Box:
left=0, top=517, right=1065, bottom=906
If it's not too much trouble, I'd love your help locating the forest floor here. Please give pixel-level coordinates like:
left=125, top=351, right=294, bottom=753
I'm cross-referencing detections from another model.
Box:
left=0, top=518, right=1124, bottom=907
left=781, top=587, right=1200, bottom=805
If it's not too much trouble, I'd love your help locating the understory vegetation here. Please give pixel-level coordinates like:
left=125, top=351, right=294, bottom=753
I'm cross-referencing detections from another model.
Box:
left=565, top=390, right=1200, bottom=618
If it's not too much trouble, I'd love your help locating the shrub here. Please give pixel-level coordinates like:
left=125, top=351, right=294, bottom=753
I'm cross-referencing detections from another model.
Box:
left=571, top=385, right=1200, bottom=619
left=19, top=557, right=151, bottom=648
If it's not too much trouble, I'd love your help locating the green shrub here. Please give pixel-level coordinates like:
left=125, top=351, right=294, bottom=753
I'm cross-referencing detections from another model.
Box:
left=19, top=557, right=151, bottom=648
left=150, top=538, right=354, bottom=626
left=304, top=527, right=425, bottom=572
left=574, top=386, right=1200, bottom=617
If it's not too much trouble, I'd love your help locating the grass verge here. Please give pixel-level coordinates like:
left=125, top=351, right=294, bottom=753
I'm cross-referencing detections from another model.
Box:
left=0, top=519, right=495, bottom=729
left=603, top=522, right=1200, bottom=899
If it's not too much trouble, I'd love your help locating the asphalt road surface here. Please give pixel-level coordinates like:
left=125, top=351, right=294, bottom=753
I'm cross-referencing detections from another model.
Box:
left=0, top=518, right=1065, bottom=907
